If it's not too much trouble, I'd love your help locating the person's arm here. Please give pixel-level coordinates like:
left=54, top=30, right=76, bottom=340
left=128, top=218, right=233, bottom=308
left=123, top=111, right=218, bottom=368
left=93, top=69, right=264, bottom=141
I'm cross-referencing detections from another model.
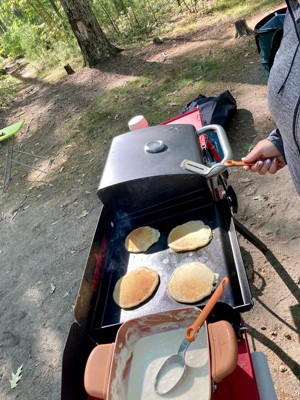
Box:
left=242, top=129, right=286, bottom=175
left=268, top=128, right=286, bottom=161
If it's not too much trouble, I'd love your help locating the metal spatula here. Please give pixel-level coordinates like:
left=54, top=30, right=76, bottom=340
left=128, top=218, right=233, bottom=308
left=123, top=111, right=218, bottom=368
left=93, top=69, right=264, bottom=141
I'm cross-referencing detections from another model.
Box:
left=180, top=159, right=255, bottom=176
left=181, top=159, right=283, bottom=177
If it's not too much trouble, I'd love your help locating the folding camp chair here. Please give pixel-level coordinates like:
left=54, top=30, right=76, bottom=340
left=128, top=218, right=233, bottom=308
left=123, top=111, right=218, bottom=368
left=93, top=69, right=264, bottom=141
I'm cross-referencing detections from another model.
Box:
left=0, top=120, right=51, bottom=191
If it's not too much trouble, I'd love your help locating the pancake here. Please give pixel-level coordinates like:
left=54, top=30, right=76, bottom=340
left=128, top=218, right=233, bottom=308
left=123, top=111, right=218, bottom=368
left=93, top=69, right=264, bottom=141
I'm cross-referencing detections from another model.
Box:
left=167, top=262, right=216, bottom=303
left=125, top=226, right=160, bottom=253
left=113, top=267, right=160, bottom=308
left=168, top=220, right=212, bottom=252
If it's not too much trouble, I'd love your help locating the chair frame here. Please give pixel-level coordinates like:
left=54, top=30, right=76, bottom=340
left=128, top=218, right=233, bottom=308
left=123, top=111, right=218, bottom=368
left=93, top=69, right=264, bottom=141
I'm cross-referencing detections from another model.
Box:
left=0, top=120, right=51, bottom=191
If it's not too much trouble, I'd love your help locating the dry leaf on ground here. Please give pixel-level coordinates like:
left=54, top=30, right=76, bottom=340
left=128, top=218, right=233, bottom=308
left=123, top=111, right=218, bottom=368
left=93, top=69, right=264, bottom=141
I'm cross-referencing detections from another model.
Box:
left=9, top=365, right=23, bottom=389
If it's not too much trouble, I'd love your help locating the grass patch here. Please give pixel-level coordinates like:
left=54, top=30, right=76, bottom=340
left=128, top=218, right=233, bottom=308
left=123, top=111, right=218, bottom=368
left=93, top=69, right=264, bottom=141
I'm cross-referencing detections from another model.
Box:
left=37, top=53, right=84, bottom=84
left=70, top=23, right=260, bottom=145
left=72, top=54, right=227, bottom=143
left=213, top=0, right=283, bottom=17
left=0, top=74, right=22, bottom=108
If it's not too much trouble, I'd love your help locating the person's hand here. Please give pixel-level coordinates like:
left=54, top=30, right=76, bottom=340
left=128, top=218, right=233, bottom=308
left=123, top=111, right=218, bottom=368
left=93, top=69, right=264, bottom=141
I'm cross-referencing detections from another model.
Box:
left=242, top=139, right=286, bottom=175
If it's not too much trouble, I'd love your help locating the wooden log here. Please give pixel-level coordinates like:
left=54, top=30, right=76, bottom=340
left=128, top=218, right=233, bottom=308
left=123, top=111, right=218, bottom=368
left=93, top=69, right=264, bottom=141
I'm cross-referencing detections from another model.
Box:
left=0, top=67, right=9, bottom=75
left=64, top=64, right=75, bottom=75
left=235, top=19, right=253, bottom=38
left=153, top=37, right=163, bottom=45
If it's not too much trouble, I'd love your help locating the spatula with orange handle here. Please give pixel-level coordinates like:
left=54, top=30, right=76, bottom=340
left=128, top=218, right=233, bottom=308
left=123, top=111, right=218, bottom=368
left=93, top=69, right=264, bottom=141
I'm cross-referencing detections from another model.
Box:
left=224, top=159, right=283, bottom=167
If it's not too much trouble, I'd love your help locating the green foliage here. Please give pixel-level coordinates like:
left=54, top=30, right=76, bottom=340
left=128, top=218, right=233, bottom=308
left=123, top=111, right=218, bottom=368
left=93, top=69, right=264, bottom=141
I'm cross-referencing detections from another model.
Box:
left=0, top=19, right=78, bottom=69
left=0, top=0, right=73, bottom=61
left=0, top=22, right=23, bottom=57
left=0, top=0, right=280, bottom=68
left=18, top=23, right=49, bottom=60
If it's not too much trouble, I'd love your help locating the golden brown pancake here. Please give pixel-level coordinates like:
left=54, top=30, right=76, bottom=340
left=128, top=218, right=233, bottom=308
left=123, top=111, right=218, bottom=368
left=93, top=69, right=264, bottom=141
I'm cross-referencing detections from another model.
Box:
left=113, top=267, right=160, bottom=308
left=167, top=262, right=216, bottom=303
left=125, top=226, right=160, bottom=253
left=168, top=220, right=212, bottom=252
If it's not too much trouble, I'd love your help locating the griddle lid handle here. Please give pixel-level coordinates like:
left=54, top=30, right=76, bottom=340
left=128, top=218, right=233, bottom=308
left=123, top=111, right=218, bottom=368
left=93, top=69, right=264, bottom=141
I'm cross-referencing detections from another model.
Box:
left=196, top=124, right=233, bottom=178
left=208, top=320, right=238, bottom=383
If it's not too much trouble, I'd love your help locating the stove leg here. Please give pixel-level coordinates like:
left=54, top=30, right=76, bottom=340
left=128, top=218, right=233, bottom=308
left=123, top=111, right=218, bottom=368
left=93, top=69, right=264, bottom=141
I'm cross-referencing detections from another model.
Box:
left=233, top=217, right=268, bottom=253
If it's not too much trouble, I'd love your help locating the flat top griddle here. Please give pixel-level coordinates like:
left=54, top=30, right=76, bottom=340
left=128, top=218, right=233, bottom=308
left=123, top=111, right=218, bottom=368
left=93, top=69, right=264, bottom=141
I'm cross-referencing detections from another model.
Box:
left=90, top=198, right=252, bottom=330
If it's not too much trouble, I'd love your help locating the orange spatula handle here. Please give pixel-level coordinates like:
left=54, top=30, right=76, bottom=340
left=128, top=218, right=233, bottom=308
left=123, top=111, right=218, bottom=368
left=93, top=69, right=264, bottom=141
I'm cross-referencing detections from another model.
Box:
left=225, top=159, right=284, bottom=167
left=225, top=160, right=253, bottom=166
left=185, top=277, right=230, bottom=342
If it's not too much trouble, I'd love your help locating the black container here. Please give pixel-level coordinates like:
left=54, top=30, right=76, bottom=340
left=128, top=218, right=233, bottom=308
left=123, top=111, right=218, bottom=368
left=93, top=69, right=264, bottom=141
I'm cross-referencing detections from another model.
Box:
left=254, top=7, right=286, bottom=77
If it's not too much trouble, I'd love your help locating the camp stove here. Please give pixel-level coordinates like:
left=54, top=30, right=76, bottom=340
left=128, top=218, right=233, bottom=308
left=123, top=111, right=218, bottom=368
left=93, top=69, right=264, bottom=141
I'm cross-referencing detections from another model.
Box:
left=61, top=111, right=276, bottom=400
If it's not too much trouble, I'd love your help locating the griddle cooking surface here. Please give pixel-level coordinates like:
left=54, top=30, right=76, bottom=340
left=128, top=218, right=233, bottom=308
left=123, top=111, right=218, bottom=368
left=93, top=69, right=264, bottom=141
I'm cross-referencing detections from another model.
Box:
left=91, top=200, right=251, bottom=329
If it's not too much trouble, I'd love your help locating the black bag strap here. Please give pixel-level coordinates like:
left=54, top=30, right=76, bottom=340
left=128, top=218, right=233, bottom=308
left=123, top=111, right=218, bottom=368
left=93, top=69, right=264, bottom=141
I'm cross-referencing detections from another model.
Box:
left=268, top=28, right=284, bottom=68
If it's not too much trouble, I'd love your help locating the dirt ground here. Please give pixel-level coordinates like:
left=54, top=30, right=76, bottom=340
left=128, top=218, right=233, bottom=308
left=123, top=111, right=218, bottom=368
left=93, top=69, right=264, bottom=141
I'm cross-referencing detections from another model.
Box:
left=0, top=5, right=299, bottom=400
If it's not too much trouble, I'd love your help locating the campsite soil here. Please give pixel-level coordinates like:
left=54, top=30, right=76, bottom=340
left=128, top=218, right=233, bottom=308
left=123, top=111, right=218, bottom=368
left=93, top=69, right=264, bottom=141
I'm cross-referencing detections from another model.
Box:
left=0, top=4, right=299, bottom=400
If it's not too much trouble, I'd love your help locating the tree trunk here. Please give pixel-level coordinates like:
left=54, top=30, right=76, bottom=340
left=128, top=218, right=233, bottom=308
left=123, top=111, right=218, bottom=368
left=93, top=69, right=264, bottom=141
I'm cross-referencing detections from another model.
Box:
left=59, top=0, right=121, bottom=67
left=235, top=19, right=253, bottom=38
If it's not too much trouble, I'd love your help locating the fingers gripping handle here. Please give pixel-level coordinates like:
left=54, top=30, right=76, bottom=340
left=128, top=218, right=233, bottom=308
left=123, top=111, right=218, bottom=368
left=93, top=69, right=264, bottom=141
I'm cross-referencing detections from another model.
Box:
left=185, top=277, right=230, bottom=342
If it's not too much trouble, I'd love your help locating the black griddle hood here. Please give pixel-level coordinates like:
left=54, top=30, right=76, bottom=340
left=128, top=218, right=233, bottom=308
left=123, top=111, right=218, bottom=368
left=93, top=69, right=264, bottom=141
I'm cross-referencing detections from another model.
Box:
left=97, top=124, right=211, bottom=212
